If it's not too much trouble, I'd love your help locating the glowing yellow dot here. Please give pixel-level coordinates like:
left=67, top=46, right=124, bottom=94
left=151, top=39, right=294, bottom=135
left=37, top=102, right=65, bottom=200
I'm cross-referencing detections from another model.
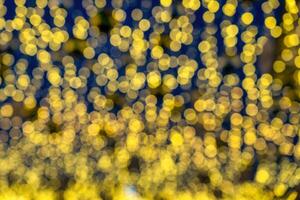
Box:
left=83, top=47, right=95, bottom=59
left=41, top=30, right=53, bottom=43
left=198, top=41, right=210, bottom=53
left=244, top=131, right=257, bottom=145
left=139, top=19, right=150, bottom=32
left=160, top=0, right=172, bottom=7
left=246, top=104, right=258, bottom=116
left=273, top=60, right=286, bottom=72
left=295, top=56, right=300, bottom=68
left=281, top=49, right=293, bottom=61
left=25, top=44, right=37, bottom=56
left=113, top=9, right=126, bottom=22
left=37, top=107, right=49, bottom=120
left=265, top=16, right=276, bottom=29
left=120, top=26, right=131, bottom=38
left=151, top=46, right=164, bottom=59
left=270, top=26, right=282, bottom=38
left=129, top=118, right=143, bottom=133
left=126, top=133, right=139, bottom=152
left=241, top=12, right=254, bottom=25
left=69, top=77, right=82, bottom=89
left=207, top=1, right=219, bottom=13
left=37, top=50, right=51, bottom=63
left=203, top=11, right=215, bottom=23
left=222, top=3, right=236, bottom=16
left=274, top=183, right=288, bottom=197
left=30, top=14, right=42, bottom=26
left=170, top=131, right=184, bottom=146
left=97, top=155, right=112, bottom=171
left=147, top=71, right=161, bottom=88
left=17, top=74, right=30, bottom=89
left=12, top=17, right=24, bottom=30
left=256, top=169, right=270, bottom=184
left=24, top=96, right=37, bottom=109
left=0, top=104, right=13, bottom=117
left=110, top=34, right=121, bottom=46
left=95, top=0, right=106, bottom=8
left=194, top=99, right=206, bottom=112
left=23, top=122, right=34, bottom=134
left=182, top=0, right=201, bottom=11
left=284, top=34, right=299, bottom=47
left=87, top=123, right=100, bottom=136
left=47, top=69, right=61, bottom=86
left=231, top=113, right=243, bottom=126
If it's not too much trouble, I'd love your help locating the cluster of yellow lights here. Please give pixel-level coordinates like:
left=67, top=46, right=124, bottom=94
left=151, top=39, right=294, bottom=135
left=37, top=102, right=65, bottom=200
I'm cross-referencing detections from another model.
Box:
left=0, top=0, right=300, bottom=199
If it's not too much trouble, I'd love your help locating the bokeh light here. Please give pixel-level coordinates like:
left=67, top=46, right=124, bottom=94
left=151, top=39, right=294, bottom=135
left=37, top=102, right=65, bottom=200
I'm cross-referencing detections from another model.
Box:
left=0, top=0, right=300, bottom=199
